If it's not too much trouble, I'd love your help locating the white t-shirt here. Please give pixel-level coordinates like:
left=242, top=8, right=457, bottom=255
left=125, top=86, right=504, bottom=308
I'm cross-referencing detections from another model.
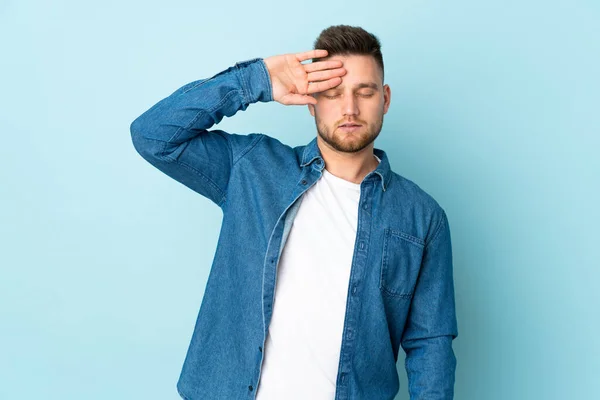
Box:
left=255, top=162, right=373, bottom=399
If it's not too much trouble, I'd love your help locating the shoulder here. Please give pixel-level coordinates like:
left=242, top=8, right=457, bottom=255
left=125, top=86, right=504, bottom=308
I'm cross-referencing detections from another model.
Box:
left=385, top=170, right=448, bottom=245
left=223, top=132, right=308, bottom=168
left=244, top=134, right=313, bottom=165
left=389, top=172, right=442, bottom=211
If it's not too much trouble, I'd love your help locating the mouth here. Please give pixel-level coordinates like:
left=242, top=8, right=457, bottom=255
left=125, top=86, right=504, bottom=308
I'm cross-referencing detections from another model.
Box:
left=338, top=122, right=363, bottom=133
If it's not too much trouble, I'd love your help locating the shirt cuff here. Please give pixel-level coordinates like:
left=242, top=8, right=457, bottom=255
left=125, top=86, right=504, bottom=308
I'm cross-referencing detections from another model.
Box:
left=235, top=58, right=273, bottom=104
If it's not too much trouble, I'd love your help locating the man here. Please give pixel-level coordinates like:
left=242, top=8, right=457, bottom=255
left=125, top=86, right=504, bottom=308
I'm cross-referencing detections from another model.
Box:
left=130, top=25, right=458, bottom=400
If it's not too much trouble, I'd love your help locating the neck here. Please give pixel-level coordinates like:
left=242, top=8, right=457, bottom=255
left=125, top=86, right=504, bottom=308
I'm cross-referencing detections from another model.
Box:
left=316, top=136, right=379, bottom=184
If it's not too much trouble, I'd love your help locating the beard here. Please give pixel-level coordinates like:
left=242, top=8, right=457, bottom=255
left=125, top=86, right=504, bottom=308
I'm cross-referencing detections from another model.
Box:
left=314, top=113, right=384, bottom=153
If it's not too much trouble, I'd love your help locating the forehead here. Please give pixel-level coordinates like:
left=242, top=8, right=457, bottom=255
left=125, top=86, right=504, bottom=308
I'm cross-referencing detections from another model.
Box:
left=322, top=54, right=382, bottom=85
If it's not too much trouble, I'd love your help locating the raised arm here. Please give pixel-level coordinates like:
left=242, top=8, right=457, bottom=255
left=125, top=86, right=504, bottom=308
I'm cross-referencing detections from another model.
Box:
left=129, top=50, right=345, bottom=206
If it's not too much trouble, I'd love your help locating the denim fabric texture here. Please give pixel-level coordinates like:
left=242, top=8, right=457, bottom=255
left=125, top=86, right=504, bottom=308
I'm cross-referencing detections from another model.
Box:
left=130, top=57, right=458, bottom=400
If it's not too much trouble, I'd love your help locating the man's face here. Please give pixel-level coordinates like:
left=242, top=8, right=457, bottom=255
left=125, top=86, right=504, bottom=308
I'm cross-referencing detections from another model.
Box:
left=308, top=54, right=391, bottom=153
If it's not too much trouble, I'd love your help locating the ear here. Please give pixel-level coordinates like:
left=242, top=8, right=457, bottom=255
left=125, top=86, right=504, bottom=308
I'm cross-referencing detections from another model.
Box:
left=308, top=103, right=315, bottom=117
left=383, top=84, right=391, bottom=114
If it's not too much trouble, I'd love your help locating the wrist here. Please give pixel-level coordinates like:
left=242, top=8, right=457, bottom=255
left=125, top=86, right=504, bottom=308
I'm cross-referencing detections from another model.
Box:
left=234, top=58, right=273, bottom=103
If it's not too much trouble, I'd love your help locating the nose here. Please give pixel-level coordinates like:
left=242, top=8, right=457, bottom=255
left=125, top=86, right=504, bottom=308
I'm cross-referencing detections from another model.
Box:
left=342, top=93, right=359, bottom=117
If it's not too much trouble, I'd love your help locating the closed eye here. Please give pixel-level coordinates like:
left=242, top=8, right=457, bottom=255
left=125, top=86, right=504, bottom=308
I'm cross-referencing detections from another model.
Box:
left=322, top=92, right=374, bottom=99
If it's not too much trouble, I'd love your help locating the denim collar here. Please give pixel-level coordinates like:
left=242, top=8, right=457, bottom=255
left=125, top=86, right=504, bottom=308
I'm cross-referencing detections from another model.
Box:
left=300, top=137, right=392, bottom=192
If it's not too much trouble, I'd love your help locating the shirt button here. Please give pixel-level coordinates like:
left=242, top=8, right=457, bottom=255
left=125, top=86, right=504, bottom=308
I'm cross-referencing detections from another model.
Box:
left=362, top=203, right=368, bottom=210
left=248, top=385, right=254, bottom=391
left=301, top=179, right=307, bottom=185
left=259, top=346, right=262, bottom=352
left=352, top=286, right=357, bottom=295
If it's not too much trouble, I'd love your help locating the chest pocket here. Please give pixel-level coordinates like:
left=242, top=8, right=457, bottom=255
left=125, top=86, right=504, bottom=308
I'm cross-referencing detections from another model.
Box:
left=380, top=228, right=425, bottom=298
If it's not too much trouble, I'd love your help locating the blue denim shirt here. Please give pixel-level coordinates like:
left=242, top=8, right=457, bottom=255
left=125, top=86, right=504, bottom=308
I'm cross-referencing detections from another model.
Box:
left=130, top=58, right=458, bottom=400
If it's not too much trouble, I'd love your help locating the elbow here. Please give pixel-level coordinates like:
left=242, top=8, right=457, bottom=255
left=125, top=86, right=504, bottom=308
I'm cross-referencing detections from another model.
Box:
left=130, top=116, right=148, bottom=157
left=130, top=113, right=148, bottom=146
left=130, top=115, right=163, bottom=161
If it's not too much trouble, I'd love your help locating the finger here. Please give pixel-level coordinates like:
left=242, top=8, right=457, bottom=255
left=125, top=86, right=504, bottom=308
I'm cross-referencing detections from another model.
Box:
left=306, top=77, right=343, bottom=94
left=304, top=60, right=344, bottom=73
left=295, top=49, right=328, bottom=62
left=307, top=67, right=346, bottom=82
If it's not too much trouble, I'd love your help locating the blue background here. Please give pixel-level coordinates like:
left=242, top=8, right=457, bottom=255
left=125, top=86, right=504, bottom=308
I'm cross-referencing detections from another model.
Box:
left=1, top=0, right=598, bottom=398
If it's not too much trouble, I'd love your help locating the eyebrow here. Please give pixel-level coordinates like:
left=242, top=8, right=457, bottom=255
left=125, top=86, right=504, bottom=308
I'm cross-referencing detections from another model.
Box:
left=325, top=82, right=380, bottom=91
